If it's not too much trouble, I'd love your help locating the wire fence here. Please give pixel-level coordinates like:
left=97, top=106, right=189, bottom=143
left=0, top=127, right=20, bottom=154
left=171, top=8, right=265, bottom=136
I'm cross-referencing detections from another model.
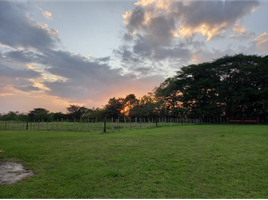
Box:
left=0, top=117, right=200, bottom=132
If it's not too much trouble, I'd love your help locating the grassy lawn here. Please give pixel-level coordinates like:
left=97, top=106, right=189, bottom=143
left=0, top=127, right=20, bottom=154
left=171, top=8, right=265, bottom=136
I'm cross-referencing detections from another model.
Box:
left=0, top=125, right=268, bottom=198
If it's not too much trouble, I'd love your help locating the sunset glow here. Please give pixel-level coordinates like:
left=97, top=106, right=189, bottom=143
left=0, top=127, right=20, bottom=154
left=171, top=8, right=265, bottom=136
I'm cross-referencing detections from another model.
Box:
left=0, top=0, right=267, bottom=114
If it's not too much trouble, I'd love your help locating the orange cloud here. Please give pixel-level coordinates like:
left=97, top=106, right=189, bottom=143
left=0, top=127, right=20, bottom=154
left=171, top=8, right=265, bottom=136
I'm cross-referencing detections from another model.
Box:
left=232, top=24, right=246, bottom=32
left=179, top=22, right=227, bottom=41
left=255, top=32, right=268, bottom=41
left=42, top=11, right=53, bottom=20
left=37, top=5, right=53, bottom=20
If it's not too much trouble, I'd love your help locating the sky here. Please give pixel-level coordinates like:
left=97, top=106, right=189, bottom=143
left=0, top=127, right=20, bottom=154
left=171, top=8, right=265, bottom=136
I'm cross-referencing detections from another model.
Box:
left=0, top=0, right=268, bottom=114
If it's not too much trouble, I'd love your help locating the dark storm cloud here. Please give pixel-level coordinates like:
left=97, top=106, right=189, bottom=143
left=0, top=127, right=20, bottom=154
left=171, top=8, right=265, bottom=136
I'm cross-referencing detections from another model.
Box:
left=2, top=47, right=164, bottom=101
left=95, top=56, right=110, bottom=62
left=0, top=1, right=59, bottom=51
left=147, top=16, right=176, bottom=45
left=0, top=62, right=41, bottom=79
left=175, top=0, right=259, bottom=28
left=117, top=0, right=260, bottom=70
left=4, top=50, right=45, bottom=63
left=15, top=86, right=41, bottom=92
left=125, top=6, right=145, bottom=34
left=122, top=33, right=133, bottom=41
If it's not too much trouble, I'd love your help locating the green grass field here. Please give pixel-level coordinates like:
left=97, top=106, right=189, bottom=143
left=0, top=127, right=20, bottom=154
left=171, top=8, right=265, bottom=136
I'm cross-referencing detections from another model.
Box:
left=1, top=125, right=268, bottom=198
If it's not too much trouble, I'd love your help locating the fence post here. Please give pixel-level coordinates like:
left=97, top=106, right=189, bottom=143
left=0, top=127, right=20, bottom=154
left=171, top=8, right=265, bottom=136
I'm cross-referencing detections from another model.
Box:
left=47, top=119, right=48, bottom=131
left=88, top=117, right=89, bottom=132
left=73, top=118, right=76, bottom=131
left=129, top=117, right=131, bottom=130
left=61, top=118, right=63, bottom=131
left=135, top=117, right=137, bottom=129
left=124, top=117, right=126, bottom=130
left=148, top=117, right=150, bottom=128
left=80, top=117, right=82, bottom=131
left=95, top=118, right=97, bottom=133
left=104, top=117, right=107, bottom=133
left=156, top=118, right=157, bottom=127
left=26, top=120, right=28, bottom=130
left=112, top=117, right=113, bottom=132
left=67, top=118, right=68, bottom=131
left=118, top=117, right=120, bottom=131
left=38, top=120, right=40, bottom=130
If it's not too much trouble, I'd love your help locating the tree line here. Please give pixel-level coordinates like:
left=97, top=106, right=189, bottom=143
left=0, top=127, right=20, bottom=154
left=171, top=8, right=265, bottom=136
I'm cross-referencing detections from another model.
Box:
left=1, top=54, right=268, bottom=123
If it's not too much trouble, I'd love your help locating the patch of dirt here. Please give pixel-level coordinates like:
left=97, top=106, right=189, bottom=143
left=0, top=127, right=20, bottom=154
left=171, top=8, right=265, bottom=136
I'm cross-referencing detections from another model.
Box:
left=0, top=161, right=33, bottom=185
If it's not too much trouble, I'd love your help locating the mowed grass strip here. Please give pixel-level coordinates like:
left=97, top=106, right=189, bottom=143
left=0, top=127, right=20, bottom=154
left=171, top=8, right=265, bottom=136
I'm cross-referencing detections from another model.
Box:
left=0, top=125, right=268, bottom=198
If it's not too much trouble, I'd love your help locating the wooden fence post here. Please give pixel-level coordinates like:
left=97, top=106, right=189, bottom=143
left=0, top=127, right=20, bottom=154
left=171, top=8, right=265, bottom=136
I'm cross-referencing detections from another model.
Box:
left=95, top=118, right=97, bottom=133
left=67, top=118, right=68, bottom=131
left=26, top=120, right=28, bottom=130
left=47, top=119, right=48, bottom=131
left=88, top=117, right=89, bottom=132
left=73, top=118, right=76, bottom=131
left=118, top=117, right=120, bottom=131
left=104, top=117, right=107, bottom=133
left=61, top=118, right=63, bottom=131
left=112, top=117, right=113, bottom=132
left=80, top=117, right=82, bottom=131
left=129, top=117, right=131, bottom=130
left=135, top=117, right=137, bottom=129
left=124, top=117, right=126, bottom=130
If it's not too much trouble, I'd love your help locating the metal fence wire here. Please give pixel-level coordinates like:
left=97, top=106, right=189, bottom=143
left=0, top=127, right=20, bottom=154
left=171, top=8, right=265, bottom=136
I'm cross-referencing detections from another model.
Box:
left=0, top=117, right=200, bottom=132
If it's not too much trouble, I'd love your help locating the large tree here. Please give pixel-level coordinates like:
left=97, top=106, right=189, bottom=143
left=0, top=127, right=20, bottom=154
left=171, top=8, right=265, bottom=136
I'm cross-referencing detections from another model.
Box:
left=66, top=104, right=87, bottom=119
left=103, top=97, right=124, bottom=118
left=28, top=108, right=50, bottom=121
left=155, top=54, right=268, bottom=121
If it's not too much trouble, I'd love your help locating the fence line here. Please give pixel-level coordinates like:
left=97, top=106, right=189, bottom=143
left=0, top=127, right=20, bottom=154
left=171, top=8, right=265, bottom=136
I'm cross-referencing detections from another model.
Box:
left=0, top=117, right=200, bottom=132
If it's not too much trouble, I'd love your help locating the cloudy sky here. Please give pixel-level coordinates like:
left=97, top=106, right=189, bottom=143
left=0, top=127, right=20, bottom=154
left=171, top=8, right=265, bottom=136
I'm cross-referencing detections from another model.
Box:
left=0, top=0, right=267, bottom=114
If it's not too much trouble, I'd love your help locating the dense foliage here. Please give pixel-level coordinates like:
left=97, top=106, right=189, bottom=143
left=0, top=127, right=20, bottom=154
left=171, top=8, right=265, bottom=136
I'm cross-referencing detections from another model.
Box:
left=154, top=54, right=268, bottom=122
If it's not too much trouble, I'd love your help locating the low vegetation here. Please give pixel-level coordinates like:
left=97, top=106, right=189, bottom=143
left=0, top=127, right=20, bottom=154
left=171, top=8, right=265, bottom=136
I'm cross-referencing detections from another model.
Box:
left=1, top=125, right=268, bottom=198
